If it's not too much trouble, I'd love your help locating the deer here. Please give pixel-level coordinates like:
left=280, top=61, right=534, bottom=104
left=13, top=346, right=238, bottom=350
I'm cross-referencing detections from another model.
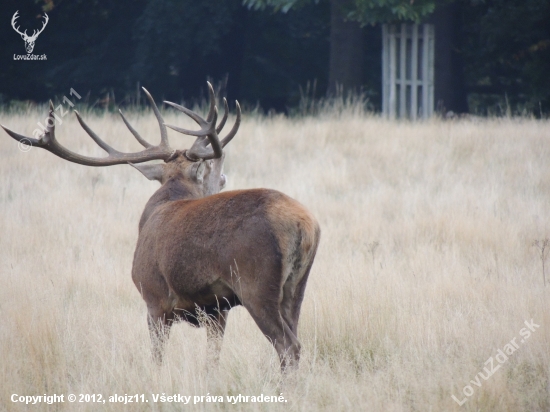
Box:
left=11, top=11, right=49, bottom=54
left=1, top=83, right=320, bottom=371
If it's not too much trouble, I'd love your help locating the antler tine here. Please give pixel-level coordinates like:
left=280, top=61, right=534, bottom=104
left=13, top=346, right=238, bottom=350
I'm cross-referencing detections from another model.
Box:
left=215, top=98, right=229, bottom=134
left=206, top=82, right=216, bottom=123
left=3, top=100, right=55, bottom=147
left=141, top=87, right=169, bottom=149
left=163, top=101, right=209, bottom=129
left=163, top=82, right=241, bottom=161
left=118, top=109, right=152, bottom=149
left=164, top=87, right=227, bottom=133
left=164, top=89, right=224, bottom=160
left=180, top=107, right=223, bottom=160
left=74, top=111, right=121, bottom=155
left=220, top=101, right=241, bottom=148
left=1, top=92, right=175, bottom=167
left=187, top=106, right=223, bottom=160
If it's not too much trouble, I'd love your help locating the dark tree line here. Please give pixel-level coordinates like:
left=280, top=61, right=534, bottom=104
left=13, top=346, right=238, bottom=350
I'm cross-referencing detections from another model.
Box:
left=0, top=0, right=549, bottom=115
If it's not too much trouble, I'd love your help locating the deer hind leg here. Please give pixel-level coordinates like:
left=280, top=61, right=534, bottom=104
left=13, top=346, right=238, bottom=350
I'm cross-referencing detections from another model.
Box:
left=280, top=228, right=319, bottom=337
left=284, top=257, right=316, bottom=337
left=243, top=297, right=301, bottom=370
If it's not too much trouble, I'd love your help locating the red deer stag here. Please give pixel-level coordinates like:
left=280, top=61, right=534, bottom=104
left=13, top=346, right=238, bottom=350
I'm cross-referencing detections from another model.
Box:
left=1, top=83, right=320, bottom=370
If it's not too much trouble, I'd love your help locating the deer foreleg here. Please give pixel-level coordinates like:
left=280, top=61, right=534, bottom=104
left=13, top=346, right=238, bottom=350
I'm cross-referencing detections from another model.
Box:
left=147, top=308, right=173, bottom=365
left=205, top=309, right=228, bottom=367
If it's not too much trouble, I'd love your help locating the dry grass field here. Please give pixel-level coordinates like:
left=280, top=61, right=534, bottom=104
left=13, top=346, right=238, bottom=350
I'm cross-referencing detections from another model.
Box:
left=0, top=103, right=549, bottom=411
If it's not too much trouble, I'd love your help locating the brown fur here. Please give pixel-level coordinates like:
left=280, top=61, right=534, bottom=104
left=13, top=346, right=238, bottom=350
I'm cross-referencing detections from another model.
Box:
left=131, top=151, right=320, bottom=369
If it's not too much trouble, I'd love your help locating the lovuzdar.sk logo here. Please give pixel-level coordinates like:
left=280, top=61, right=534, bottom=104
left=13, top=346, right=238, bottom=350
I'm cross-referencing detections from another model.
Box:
left=11, top=10, right=48, bottom=61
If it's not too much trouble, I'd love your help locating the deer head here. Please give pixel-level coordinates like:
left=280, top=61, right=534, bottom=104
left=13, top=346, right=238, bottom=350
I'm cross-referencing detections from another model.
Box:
left=11, top=11, right=49, bottom=54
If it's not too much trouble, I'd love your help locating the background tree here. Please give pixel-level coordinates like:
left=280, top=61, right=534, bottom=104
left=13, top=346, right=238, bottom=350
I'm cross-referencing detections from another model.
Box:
left=461, top=0, right=550, bottom=114
left=429, top=2, right=468, bottom=114
left=245, top=0, right=439, bottom=96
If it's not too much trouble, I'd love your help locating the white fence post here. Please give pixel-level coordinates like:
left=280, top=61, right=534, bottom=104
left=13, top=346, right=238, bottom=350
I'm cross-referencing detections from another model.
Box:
left=382, top=23, right=434, bottom=119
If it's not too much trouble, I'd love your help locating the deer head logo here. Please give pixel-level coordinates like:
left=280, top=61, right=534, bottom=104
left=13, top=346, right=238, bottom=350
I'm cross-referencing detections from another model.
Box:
left=11, top=11, right=49, bottom=54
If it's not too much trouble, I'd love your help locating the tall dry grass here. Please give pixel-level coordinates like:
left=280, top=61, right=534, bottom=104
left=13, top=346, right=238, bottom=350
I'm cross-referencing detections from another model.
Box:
left=0, top=105, right=549, bottom=411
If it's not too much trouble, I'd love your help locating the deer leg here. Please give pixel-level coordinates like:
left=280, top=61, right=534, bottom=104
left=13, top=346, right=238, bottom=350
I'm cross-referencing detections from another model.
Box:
left=287, top=258, right=315, bottom=336
left=205, top=309, right=228, bottom=368
left=280, top=278, right=300, bottom=337
left=245, top=301, right=301, bottom=370
left=279, top=237, right=317, bottom=337
left=147, top=307, right=173, bottom=365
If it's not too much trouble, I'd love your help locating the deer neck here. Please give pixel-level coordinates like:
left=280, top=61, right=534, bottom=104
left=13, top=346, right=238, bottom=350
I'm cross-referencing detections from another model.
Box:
left=138, top=178, right=201, bottom=232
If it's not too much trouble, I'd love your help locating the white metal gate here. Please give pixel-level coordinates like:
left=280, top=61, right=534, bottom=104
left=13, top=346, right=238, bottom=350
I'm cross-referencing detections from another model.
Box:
left=382, top=24, right=435, bottom=120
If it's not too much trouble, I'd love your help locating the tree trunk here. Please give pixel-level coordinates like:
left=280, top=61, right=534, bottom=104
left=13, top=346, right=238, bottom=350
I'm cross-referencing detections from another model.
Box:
left=430, top=2, right=468, bottom=114
left=327, top=0, right=364, bottom=96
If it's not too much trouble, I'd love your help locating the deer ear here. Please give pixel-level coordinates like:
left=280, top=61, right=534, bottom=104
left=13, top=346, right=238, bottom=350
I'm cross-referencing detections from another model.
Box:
left=129, top=163, right=164, bottom=182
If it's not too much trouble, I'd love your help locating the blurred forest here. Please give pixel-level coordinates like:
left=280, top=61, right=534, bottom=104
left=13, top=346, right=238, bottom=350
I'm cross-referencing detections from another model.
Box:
left=0, top=0, right=549, bottom=115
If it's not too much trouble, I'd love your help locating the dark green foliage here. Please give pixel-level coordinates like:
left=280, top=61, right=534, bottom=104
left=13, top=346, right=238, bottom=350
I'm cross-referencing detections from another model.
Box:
left=238, top=1, right=330, bottom=109
left=347, top=0, right=438, bottom=25
left=131, top=0, right=241, bottom=100
left=243, top=0, right=439, bottom=24
left=0, top=0, right=548, bottom=114
left=461, top=0, right=550, bottom=114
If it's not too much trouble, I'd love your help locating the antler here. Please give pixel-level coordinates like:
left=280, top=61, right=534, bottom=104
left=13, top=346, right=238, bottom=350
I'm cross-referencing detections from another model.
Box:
left=164, top=82, right=241, bottom=161
left=0, top=88, right=175, bottom=166
left=11, top=11, right=27, bottom=38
